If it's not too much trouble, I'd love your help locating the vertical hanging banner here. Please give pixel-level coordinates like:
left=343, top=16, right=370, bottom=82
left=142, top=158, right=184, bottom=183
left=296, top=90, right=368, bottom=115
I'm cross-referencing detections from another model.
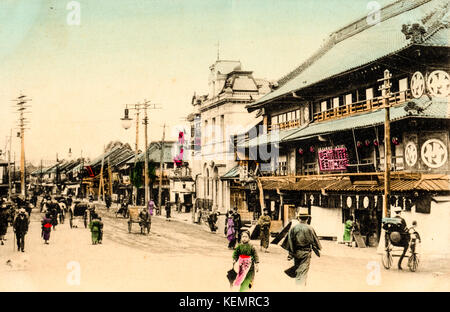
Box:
left=318, top=146, right=349, bottom=171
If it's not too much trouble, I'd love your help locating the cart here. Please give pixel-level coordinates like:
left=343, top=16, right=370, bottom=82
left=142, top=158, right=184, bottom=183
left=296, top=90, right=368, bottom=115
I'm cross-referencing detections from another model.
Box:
left=69, top=201, right=89, bottom=228
left=381, top=218, right=419, bottom=272
left=128, top=206, right=150, bottom=234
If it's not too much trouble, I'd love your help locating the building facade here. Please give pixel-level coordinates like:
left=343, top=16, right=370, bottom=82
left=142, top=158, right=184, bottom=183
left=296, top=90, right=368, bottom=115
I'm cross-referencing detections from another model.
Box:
left=189, top=59, right=271, bottom=220
left=240, top=0, right=449, bottom=253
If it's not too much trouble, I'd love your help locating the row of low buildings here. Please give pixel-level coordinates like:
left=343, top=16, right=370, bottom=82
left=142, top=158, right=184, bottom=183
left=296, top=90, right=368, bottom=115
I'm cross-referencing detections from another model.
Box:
left=28, top=141, right=183, bottom=208
left=182, top=0, right=449, bottom=254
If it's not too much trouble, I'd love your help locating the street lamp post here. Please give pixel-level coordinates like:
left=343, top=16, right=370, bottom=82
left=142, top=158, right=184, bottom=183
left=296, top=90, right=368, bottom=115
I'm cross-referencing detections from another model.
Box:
left=121, top=100, right=159, bottom=206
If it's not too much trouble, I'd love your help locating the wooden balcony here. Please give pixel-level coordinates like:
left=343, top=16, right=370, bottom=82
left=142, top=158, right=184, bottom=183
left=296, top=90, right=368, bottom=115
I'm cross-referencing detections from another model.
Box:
left=313, top=90, right=411, bottom=123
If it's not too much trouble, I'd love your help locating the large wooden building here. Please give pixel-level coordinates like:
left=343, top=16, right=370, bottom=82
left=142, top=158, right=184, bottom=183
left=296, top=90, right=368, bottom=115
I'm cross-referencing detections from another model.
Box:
left=236, top=0, right=449, bottom=253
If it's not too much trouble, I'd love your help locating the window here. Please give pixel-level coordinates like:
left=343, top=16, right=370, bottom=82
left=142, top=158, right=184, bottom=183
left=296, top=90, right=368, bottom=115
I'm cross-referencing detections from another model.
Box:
left=271, top=115, right=277, bottom=126
left=321, top=101, right=327, bottom=112
left=399, top=78, right=408, bottom=92
left=296, top=109, right=301, bottom=120
left=366, top=88, right=374, bottom=100
left=333, top=97, right=339, bottom=108
left=345, top=94, right=352, bottom=105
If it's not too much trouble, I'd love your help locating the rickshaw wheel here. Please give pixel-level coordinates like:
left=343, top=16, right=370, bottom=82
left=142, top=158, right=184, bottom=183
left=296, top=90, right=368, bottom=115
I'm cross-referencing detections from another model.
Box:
left=408, top=254, right=419, bottom=272
left=382, top=251, right=393, bottom=269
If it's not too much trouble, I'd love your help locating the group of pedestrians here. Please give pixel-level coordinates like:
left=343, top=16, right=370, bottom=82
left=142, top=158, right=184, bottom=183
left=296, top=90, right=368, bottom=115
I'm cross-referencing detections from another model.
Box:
left=223, top=205, right=321, bottom=292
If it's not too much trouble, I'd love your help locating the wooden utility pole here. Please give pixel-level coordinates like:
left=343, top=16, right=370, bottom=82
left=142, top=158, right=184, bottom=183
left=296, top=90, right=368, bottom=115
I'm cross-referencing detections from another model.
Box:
left=143, top=100, right=150, bottom=206
left=121, top=100, right=160, bottom=206
left=157, top=124, right=166, bottom=215
left=13, top=95, right=31, bottom=197
left=8, top=129, right=12, bottom=200
left=378, top=69, right=392, bottom=219
left=98, top=149, right=105, bottom=201
left=108, top=156, right=113, bottom=196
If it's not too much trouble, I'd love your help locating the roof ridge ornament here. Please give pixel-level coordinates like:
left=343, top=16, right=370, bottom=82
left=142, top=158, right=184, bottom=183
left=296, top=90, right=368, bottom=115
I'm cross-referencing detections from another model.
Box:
left=401, top=22, right=427, bottom=43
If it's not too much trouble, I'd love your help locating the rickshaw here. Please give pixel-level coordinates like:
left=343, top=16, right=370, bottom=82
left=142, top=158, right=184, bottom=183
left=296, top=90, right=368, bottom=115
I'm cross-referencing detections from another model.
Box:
left=127, top=206, right=150, bottom=234
left=381, top=218, right=420, bottom=272
left=116, top=200, right=129, bottom=218
left=69, top=200, right=89, bottom=228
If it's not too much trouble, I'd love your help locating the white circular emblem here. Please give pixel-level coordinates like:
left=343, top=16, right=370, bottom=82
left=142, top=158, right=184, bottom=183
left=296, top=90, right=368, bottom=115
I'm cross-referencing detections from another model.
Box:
left=304, top=106, right=309, bottom=123
left=404, top=142, right=418, bottom=167
left=410, top=71, right=425, bottom=98
left=427, top=70, right=450, bottom=97
left=421, top=139, right=448, bottom=168
left=346, top=196, right=352, bottom=208
left=363, top=196, right=369, bottom=208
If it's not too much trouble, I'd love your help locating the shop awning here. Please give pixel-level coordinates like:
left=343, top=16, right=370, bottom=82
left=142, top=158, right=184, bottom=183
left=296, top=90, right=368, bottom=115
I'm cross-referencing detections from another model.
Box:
left=259, top=174, right=449, bottom=193
left=221, top=166, right=240, bottom=180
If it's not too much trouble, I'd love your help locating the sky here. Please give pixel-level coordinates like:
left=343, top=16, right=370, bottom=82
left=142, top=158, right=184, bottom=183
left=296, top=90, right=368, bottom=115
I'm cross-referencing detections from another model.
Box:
left=0, top=0, right=394, bottom=166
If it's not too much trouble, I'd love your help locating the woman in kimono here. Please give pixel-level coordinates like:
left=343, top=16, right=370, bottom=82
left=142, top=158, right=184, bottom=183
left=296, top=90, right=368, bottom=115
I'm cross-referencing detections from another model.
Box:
left=257, top=208, right=272, bottom=252
left=41, top=213, right=52, bottom=244
left=89, top=216, right=103, bottom=245
left=232, top=230, right=259, bottom=292
left=225, top=211, right=236, bottom=249
left=343, top=215, right=354, bottom=246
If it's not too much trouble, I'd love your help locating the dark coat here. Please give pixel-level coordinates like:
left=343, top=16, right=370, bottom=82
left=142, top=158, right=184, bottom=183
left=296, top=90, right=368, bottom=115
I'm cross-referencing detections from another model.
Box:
left=13, top=214, right=29, bottom=234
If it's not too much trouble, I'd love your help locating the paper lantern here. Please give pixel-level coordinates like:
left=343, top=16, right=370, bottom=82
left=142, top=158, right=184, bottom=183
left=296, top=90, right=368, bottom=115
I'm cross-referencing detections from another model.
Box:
left=298, top=148, right=304, bottom=155
left=364, top=139, right=370, bottom=147
left=309, top=146, right=315, bottom=153
left=373, top=139, right=379, bottom=146
left=392, top=137, right=399, bottom=145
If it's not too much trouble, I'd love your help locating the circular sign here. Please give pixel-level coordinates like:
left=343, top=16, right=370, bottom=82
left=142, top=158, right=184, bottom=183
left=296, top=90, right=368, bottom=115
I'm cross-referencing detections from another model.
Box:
left=363, top=196, right=369, bottom=209
left=427, top=70, right=450, bottom=97
left=346, top=196, right=352, bottom=208
left=404, top=142, right=418, bottom=167
left=410, top=71, right=425, bottom=98
left=421, top=139, right=448, bottom=168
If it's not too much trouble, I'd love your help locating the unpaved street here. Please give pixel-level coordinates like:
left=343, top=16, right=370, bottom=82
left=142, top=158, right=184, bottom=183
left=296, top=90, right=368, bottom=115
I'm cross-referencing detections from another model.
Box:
left=1, top=204, right=449, bottom=292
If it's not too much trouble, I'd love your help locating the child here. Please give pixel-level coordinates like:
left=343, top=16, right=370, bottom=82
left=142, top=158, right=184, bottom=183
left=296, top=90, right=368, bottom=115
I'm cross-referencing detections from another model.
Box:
left=232, top=230, right=259, bottom=292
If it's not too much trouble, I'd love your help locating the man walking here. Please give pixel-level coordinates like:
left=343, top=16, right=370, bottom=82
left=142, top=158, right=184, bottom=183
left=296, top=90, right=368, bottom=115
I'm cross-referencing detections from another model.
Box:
left=283, top=211, right=321, bottom=286
left=257, top=208, right=272, bottom=252
left=232, top=208, right=242, bottom=244
left=392, top=207, right=409, bottom=270
left=13, top=208, right=29, bottom=252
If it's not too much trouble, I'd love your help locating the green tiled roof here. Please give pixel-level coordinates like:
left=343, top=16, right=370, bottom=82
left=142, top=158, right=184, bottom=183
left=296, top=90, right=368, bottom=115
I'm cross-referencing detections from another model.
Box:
left=128, top=142, right=176, bottom=164
left=221, top=166, right=240, bottom=179
left=250, top=0, right=448, bottom=108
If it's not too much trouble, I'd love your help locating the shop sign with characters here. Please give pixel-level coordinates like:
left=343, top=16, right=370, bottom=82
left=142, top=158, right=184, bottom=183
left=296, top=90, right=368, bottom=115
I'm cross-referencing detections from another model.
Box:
left=318, top=145, right=349, bottom=171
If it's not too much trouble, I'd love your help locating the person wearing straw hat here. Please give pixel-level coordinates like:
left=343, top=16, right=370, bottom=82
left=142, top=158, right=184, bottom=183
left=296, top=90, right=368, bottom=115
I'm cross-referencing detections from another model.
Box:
left=283, top=209, right=321, bottom=286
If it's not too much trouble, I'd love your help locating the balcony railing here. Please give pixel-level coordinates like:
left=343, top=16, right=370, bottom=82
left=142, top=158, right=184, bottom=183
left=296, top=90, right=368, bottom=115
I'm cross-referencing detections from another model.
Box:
left=313, top=90, right=411, bottom=123
left=267, top=90, right=412, bottom=132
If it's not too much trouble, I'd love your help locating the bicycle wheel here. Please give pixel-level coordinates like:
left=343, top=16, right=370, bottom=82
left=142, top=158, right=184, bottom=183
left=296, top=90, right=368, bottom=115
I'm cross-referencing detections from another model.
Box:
left=408, top=254, right=419, bottom=272
left=382, top=250, right=393, bottom=269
